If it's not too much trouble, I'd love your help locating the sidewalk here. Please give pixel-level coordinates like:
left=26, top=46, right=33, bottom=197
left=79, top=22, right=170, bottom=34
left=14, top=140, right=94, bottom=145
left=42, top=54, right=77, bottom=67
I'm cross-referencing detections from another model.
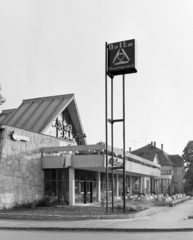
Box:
left=0, top=200, right=193, bottom=232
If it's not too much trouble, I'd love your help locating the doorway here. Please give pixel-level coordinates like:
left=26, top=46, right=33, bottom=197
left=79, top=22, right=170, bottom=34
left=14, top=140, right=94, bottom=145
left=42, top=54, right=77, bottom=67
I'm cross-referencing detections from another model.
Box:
left=81, top=181, right=93, bottom=203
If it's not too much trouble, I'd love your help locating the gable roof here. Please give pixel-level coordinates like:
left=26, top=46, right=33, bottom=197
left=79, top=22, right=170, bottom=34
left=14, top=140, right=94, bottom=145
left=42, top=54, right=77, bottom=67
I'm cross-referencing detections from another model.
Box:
left=131, top=144, right=174, bottom=166
left=0, top=94, right=86, bottom=144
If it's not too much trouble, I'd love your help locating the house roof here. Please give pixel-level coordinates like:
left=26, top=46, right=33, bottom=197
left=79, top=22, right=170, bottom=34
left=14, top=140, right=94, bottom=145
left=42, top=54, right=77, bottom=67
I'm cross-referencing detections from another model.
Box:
left=0, top=94, right=86, bottom=144
left=132, top=150, right=157, bottom=162
left=131, top=144, right=174, bottom=166
left=170, top=155, right=184, bottom=167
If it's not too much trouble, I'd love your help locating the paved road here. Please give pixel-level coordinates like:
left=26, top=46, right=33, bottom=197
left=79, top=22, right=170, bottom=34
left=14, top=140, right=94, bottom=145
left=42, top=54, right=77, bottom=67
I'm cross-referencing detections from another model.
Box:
left=1, top=230, right=193, bottom=240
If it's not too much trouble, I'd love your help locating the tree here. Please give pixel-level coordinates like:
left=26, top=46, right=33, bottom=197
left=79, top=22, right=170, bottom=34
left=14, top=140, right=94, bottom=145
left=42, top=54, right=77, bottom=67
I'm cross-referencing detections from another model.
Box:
left=0, top=85, right=6, bottom=105
left=182, top=141, right=193, bottom=193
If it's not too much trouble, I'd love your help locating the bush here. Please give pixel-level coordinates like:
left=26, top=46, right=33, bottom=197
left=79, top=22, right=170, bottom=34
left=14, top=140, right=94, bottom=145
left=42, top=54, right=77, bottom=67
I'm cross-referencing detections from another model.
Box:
left=126, top=205, right=138, bottom=212
left=115, top=204, right=147, bottom=213
left=116, top=204, right=123, bottom=210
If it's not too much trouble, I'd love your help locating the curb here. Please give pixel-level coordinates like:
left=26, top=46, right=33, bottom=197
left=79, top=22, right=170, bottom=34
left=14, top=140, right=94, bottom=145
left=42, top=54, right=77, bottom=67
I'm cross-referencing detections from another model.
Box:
left=0, top=227, right=193, bottom=232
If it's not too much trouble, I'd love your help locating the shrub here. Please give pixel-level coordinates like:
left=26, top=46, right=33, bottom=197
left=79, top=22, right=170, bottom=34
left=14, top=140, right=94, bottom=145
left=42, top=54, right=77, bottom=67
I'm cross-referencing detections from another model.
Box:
left=126, top=205, right=138, bottom=212
left=116, top=204, right=123, bottom=210
left=115, top=204, right=148, bottom=213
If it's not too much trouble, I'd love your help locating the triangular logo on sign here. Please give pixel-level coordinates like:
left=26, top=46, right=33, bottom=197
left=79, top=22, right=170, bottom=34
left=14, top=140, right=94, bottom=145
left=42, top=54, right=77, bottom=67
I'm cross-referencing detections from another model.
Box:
left=113, top=48, right=130, bottom=65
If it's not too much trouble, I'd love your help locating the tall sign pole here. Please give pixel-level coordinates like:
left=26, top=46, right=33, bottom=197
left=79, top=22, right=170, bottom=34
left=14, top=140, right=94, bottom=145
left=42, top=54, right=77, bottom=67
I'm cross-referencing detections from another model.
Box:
left=123, top=74, right=126, bottom=212
left=106, top=39, right=137, bottom=213
left=105, top=42, right=109, bottom=213
left=111, top=76, right=114, bottom=212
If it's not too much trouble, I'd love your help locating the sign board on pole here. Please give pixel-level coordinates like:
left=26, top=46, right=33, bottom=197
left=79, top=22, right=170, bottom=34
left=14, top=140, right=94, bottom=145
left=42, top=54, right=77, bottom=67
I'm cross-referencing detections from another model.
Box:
left=108, top=39, right=137, bottom=76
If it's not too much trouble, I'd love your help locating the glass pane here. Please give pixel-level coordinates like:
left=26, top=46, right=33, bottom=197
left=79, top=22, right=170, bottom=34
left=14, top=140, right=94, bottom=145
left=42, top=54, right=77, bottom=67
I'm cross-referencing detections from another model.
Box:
left=92, top=172, right=97, bottom=181
left=80, top=181, right=84, bottom=193
left=86, top=192, right=90, bottom=203
left=58, top=169, right=69, bottom=181
left=45, top=170, right=56, bottom=181
left=92, top=182, right=97, bottom=202
left=101, top=182, right=106, bottom=200
left=108, top=173, right=112, bottom=182
left=44, top=181, right=57, bottom=203
left=126, top=176, right=130, bottom=184
left=75, top=170, right=79, bottom=181
left=80, top=171, right=86, bottom=181
left=58, top=181, right=69, bottom=204
left=86, top=182, right=90, bottom=193
left=118, top=175, right=123, bottom=183
left=87, top=172, right=92, bottom=181
left=75, top=181, right=81, bottom=203
left=101, top=172, right=107, bottom=182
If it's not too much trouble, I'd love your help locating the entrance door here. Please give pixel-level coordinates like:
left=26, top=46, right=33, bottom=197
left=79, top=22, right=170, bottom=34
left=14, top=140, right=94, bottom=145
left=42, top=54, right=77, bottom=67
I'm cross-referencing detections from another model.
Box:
left=80, top=181, right=86, bottom=203
left=80, top=181, right=93, bottom=204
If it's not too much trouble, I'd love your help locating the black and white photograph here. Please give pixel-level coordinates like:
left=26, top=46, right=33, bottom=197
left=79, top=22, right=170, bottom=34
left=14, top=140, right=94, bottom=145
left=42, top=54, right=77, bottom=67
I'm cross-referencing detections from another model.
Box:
left=0, top=0, right=193, bottom=239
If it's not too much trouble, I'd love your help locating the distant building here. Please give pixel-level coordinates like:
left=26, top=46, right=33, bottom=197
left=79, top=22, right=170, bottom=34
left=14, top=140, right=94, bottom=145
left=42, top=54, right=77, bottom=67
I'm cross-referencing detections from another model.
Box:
left=131, top=142, right=184, bottom=194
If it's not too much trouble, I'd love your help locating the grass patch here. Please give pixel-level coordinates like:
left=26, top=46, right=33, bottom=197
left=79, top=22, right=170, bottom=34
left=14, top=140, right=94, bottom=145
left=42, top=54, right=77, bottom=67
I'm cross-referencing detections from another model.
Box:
left=0, top=199, right=151, bottom=220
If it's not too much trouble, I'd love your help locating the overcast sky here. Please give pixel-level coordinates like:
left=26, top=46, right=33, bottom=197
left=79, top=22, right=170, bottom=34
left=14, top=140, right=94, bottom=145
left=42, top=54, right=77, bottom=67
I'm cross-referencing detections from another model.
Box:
left=0, top=0, right=193, bottom=155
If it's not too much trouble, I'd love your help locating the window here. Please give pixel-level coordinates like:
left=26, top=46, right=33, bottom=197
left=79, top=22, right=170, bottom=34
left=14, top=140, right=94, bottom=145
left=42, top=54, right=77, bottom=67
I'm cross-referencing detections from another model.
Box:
left=44, top=169, right=69, bottom=204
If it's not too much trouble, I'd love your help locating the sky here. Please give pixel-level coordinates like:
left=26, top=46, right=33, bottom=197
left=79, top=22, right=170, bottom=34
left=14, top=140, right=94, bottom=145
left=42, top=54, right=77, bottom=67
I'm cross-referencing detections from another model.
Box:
left=0, top=0, right=193, bottom=156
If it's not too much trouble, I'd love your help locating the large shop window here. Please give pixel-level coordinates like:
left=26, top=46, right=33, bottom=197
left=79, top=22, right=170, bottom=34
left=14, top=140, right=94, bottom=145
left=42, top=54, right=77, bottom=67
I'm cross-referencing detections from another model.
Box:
left=132, top=177, right=140, bottom=193
left=75, top=170, right=97, bottom=204
left=101, top=172, right=116, bottom=201
left=118, top=175, right=130, bottom=195
left=44, top=169, right=69, bottom=204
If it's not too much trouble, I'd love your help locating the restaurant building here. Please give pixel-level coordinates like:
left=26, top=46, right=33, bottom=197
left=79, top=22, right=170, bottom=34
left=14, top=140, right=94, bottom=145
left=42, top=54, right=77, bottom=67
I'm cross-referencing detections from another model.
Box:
left=0, top=94, right=160, bottom=209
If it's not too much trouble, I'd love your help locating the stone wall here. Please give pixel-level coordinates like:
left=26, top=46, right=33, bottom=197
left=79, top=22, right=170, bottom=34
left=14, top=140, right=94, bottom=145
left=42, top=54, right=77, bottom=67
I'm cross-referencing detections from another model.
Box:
left=0, top=125, right=67, bottom=209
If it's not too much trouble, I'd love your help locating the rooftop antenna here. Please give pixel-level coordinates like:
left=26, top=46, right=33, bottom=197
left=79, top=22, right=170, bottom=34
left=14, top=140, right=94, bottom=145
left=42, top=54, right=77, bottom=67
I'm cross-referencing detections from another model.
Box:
left=141, top=132, right=154, bottom=152
left=129, top=139, right=143, bottom=150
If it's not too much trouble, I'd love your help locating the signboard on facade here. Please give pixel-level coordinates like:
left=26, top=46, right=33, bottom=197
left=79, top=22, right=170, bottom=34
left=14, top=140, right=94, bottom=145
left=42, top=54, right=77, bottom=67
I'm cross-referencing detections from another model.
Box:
left=11, top=131, right=30, bottom=142
left=52, top=118, right=74, bottom=141
left=108, top=157, right=123, bottom=167
left=108, top=39, right=137, bottom=76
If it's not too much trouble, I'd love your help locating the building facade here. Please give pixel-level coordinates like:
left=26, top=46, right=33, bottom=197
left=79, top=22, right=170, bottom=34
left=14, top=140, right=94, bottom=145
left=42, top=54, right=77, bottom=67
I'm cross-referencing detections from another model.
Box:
left=0, top=94, right=161, bottom=209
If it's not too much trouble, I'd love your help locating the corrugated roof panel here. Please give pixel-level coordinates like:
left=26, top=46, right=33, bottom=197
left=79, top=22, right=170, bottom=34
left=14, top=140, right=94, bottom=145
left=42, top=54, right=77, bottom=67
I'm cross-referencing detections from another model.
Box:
left=21, top=99, right=45, bottom=130
left=4, top=102, right=32, bottom=126
left=0, top=109, right=16, bottom=123
left=1, top=94, right=75, bottom=133
left=35, top=96, right=73, bottom=133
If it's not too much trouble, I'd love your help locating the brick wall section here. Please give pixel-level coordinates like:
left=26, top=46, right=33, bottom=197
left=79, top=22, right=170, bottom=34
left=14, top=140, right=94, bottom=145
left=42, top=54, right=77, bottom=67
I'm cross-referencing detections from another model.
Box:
left=0, top=125, right=67, bottom=209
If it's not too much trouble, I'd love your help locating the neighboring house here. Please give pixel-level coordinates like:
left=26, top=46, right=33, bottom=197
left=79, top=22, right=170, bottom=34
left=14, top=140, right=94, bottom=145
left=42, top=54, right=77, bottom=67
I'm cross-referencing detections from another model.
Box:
left=131, top=142, right=184, bottom=194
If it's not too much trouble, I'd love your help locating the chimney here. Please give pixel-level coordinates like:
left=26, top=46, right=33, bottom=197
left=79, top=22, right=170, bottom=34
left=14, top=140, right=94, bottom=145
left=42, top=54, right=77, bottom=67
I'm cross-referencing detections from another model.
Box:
left=154, top=141, right=156, bottom=147
left=161, top=144, right=163, bottom=151
left=129, top=147, right=131, bottom=152
left=151, top=141, right=153, bottom=146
